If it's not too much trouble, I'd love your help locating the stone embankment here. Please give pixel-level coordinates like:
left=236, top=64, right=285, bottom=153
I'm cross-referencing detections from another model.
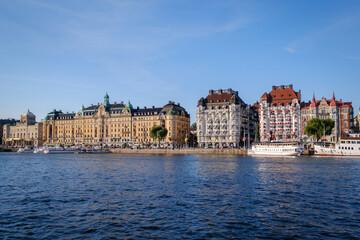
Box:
left=110, top=148, right=248, bottom=155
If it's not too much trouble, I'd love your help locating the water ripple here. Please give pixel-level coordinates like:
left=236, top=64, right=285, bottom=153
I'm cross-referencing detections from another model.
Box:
left=1, top=153, right=360, bottom=239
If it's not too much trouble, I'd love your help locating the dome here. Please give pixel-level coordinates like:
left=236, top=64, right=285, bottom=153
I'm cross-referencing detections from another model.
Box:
left=21, top=109, right=35, bottom=117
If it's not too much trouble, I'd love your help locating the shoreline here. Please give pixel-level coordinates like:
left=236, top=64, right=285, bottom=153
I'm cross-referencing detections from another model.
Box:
left=110, top=148, right=248, bottom=155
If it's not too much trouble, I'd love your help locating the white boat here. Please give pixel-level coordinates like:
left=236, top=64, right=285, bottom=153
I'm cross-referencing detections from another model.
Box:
left=249, top=141, right=303, bottom=156
left=43, top=146, right=82, bottom=154
left=33, top=147, right=45, bottom=154
left=17, top=147, right=33, bottom=153
left=314, top=136, right=360, bottom=156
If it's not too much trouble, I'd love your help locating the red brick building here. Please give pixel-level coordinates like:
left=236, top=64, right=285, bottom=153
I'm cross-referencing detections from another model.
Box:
left=300, top=92, right=353, bottom=142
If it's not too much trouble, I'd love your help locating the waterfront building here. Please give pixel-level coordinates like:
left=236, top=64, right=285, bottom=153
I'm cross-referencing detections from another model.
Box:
left=0, top=119, right=17, bottom=145
left=42, top=94, right=190, bottom=146
left=196, top=88, right=257, bottom=148
left=354, top=108, right=360, bottom=133
left=258, top=84, right=301, bottom=142
left=2, top=110, right=43, bottom=146
left=300, top=93, right=353, bottom=142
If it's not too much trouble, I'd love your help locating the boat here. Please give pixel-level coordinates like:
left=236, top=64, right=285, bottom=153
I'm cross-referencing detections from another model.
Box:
left=249, top=141, right=303, bottom=156
left=43, top=146, right=82, bottom=154
left=17, top=147, right=33, bottom=153
left=314, top=135, right=360, bottom=156
left=33, top=147, right=45, bottom=154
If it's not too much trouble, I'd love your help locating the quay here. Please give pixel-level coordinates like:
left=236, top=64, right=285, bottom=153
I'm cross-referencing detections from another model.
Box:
left=110, top=148, right=248, bottom=155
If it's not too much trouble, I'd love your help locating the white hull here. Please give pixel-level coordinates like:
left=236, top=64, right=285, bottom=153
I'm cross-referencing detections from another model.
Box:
left=44, top=150, right=81, bottom=154
left=249, top=142, right=303, bottom=156
left=314, top=143, right=360, bottom=157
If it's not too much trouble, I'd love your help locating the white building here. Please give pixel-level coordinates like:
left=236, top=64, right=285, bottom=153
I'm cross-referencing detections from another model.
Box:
left=3, top=110, right=43, bottom=146
left=196, top=88, right=256, bottom=148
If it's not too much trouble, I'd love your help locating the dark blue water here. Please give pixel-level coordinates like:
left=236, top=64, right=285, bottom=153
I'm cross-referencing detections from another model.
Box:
left=1, top=153, right=360, bottom=239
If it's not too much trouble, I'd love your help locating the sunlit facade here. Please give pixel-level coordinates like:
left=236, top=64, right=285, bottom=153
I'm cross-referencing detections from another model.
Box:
left=42, top=94, right=190, bottom=146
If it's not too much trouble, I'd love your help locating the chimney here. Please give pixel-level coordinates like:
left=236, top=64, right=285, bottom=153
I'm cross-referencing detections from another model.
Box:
left=272, top=86, right=276, bottom=90
left=209, top=89, right=213, bottom=95
left=114, top=102, right=117, bottom=104
left=218, top=89, right=222, bottom=94
left=152, top=106, right=155, bottom=109
left=280, top=85, right=284, bottom=90
left=137, top=106, right=139, bottom=109
left=144, top=106, right=147, bottom=109
left=227, top=88, right=232, bottom=93
left=121, top=101, right=123, bottom=104
left=177, top=103, right=180, bottom=106
left=172, top=101, right=175, bottom=104
left=169, top=100, right=172, bottom=104
left=289, top=84, right=293, bottom=89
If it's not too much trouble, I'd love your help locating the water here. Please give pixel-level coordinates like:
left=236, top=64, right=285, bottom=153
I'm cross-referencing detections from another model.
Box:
left=1, top=153, right=360, bottom=239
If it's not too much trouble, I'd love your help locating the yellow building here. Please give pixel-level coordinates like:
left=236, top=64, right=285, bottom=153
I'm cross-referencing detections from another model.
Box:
left=42, top=94, right=190, bottom=146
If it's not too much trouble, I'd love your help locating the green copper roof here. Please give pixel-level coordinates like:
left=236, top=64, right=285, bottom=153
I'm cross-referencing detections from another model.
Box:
left=125, top=100, right=133, bottom=110
left=167, top=106, right=178, bottom=115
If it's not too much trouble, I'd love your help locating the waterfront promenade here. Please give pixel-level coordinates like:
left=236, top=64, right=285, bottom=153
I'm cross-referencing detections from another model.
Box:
left=110, top=148, right=248, bottom=155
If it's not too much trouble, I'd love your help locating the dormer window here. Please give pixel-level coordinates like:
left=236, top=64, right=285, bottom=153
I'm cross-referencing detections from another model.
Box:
left=273, top=95, right=276, bottom=98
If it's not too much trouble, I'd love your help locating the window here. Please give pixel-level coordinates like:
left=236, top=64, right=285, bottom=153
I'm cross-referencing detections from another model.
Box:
left=343, top=109, right=348, bottom=113
left=344, top=121, right=348, bottom=127
left=344, top=115, right=347, bottom=120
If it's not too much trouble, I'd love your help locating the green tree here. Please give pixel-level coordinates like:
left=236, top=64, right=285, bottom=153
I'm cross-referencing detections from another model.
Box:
left=150, top=126, right=168, bottom=146
left=190, top=122, right=197, bottom=129
left=255, top=122, right=260, bottom=142
left=304, top=118, right=335, bottom=141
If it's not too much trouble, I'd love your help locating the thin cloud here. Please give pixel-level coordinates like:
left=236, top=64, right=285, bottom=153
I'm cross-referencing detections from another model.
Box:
left=283, top=13, right=360, bottom=54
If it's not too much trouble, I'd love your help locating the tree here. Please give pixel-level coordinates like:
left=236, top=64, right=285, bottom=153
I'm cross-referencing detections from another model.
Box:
left=304, top=118, right=335, bottom=141
left=255, top=122, right=260, bottom=142
left=150, top=126, right=168, bottom=146
left=190, top=122, right=197, bottom=129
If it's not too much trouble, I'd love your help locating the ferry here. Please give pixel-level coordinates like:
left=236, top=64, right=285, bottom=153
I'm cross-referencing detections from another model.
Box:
left=249, top=141, right=303, bottom=156
left=314, top=135, right=360, bottom=156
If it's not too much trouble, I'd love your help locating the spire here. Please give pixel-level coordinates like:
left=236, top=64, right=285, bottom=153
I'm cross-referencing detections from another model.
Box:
left=330, top=91, right=337, bottom=107
left=104, top=92, right=110, bottom=108
left=310, top=93, right=316, bottom=107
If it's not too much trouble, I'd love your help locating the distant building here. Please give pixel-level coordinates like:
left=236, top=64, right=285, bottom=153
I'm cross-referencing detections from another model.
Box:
left=2, top=110, right=43, bottom=146
left=354, top=108, right=360, bottom=133
left=258, top=84, right=301, bottom=142
left=301, top=93, right=353, bottom=142
left=42, top=93, right=190, bottom=146
left=196, top=88, right=257, bottom=148
left=0, top=119, right=18, bottom=145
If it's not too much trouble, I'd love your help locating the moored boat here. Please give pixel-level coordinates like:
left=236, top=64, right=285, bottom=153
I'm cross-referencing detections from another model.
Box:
left=249, top=141, right=303, bottom=156
left=314, top=135, right=360, bottom=156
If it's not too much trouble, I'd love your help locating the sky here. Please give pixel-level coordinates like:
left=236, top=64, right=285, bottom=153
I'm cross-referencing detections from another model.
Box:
left=1, top=0, right=360, bottom=123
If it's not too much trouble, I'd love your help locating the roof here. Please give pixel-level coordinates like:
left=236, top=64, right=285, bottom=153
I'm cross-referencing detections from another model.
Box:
left=260, top=85, right=300, bottom=104
left=21, top=109, right=35, bottom=117
left=301, top=96, right=352, bottom=110
left=198, top=88, right=245, bottom=108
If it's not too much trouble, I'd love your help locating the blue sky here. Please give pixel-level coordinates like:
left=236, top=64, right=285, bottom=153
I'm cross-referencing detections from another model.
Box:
left=1, top=0, right=360, bottom=123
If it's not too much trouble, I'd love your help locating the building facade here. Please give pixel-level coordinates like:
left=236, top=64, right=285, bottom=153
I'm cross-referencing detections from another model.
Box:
left=259, top=84, right=301, bottom=142
left=0, top=119, right=17, bottom=145
left=2, top=110, right=43, bottom=146
left=42, top=94, right=190, bottom=146
left=196, top=88, right=257, bottom=148
left=301, top=93, right=353, bottom=142
left=355, top=108, right=360, bottom=133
